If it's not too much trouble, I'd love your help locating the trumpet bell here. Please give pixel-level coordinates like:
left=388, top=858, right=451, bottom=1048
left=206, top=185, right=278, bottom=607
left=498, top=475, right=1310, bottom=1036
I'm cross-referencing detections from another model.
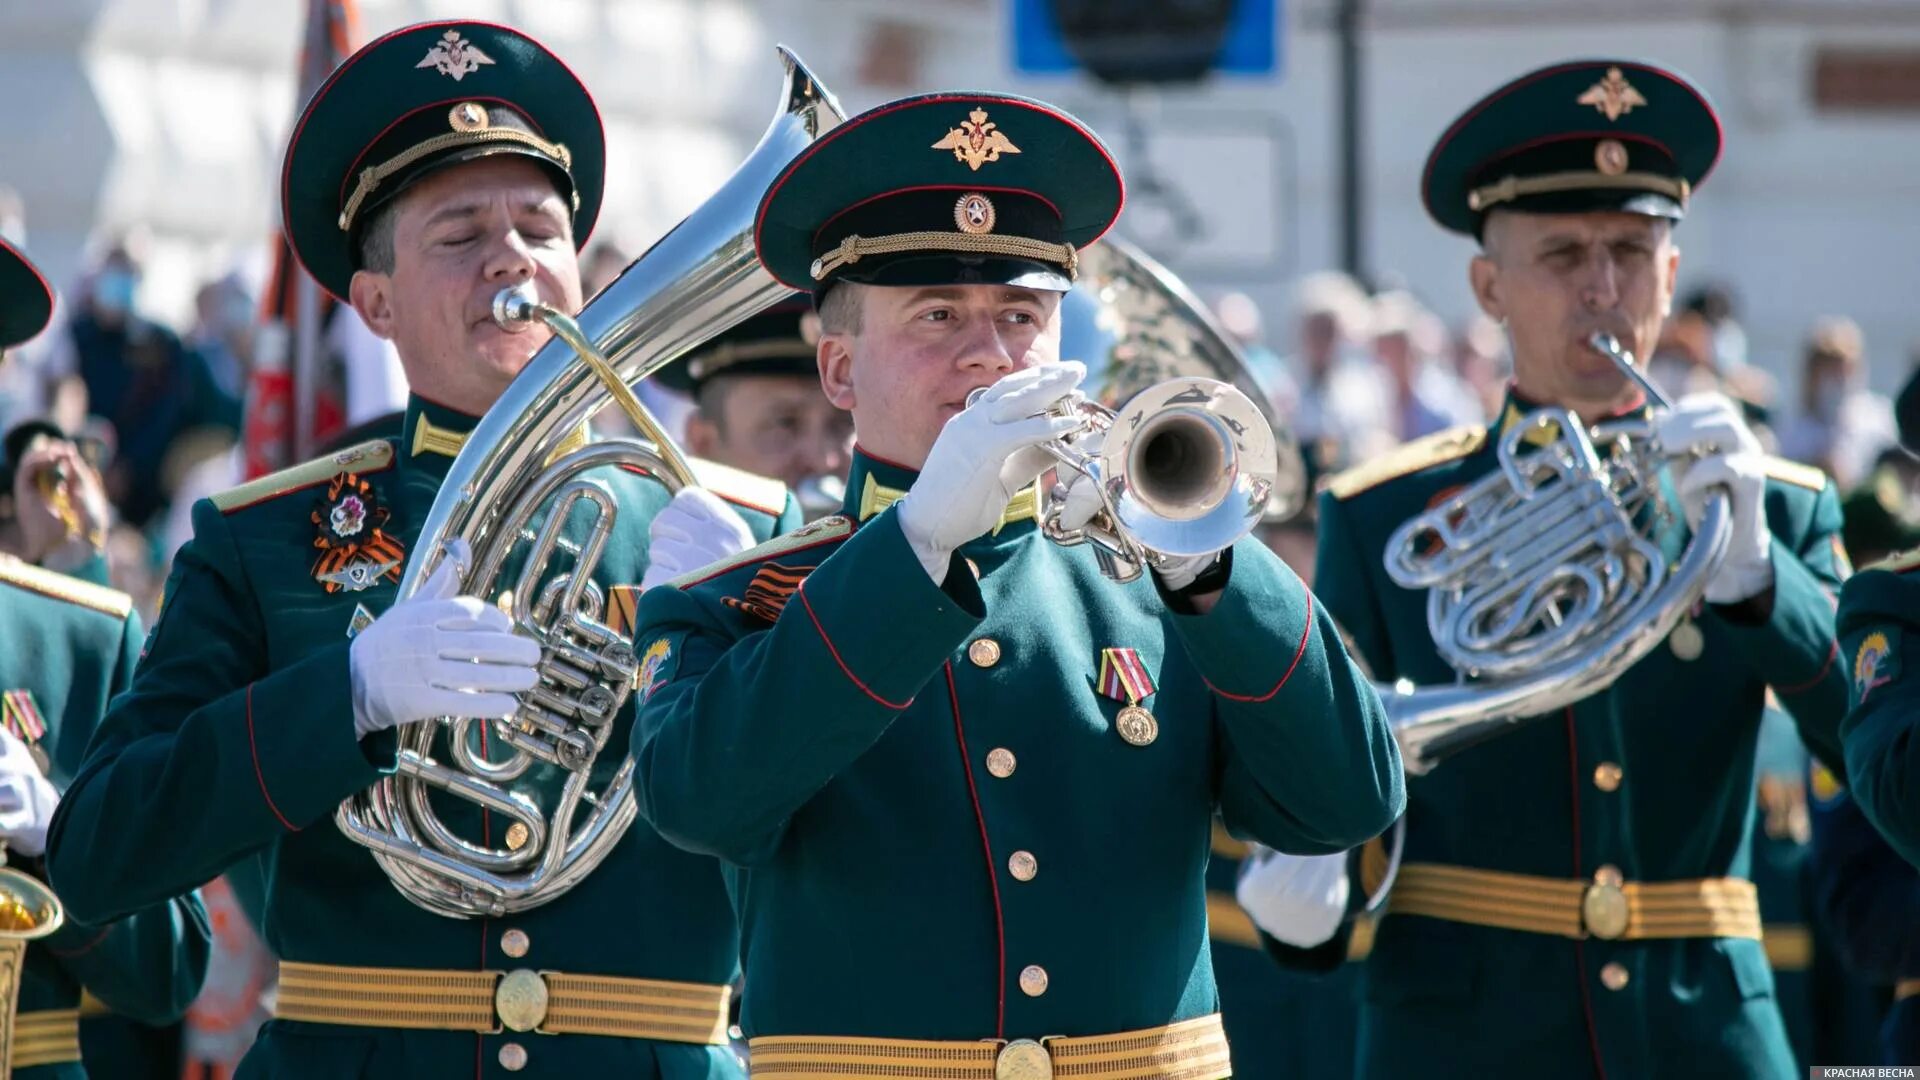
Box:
left=0, top=869, right=60, bottom=940
left=1101, top=377, right=1275, bottom=558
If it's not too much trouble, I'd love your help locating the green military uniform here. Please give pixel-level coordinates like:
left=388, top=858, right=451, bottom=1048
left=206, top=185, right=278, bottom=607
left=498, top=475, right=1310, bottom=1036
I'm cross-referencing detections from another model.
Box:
left=1310, top=60, right=1852, bottom=1080
left=630, top=90, right=1403, bottom=1080
left=43, top=20, right=800, bottom=1080
left=0, top=238, right=210, bottom=1078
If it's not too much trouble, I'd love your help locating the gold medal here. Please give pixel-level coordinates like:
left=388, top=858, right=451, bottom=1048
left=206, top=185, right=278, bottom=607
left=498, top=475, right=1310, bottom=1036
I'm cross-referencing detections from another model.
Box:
left=1115, top=705, right=1158, bottom=747
left=1670, top=618, right=1703, bottom=662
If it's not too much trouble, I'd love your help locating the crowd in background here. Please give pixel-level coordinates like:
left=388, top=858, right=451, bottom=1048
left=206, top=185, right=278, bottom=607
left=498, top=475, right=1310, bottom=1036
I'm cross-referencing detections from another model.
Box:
left=0, top=211, right=1910, bottom=623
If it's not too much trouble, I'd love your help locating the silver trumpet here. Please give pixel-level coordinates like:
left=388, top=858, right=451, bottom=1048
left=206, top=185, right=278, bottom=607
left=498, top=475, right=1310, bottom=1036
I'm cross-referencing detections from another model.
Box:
left=1379, top=331, right=1731, bottom=773
left=335, top=47, right=844, bottom=918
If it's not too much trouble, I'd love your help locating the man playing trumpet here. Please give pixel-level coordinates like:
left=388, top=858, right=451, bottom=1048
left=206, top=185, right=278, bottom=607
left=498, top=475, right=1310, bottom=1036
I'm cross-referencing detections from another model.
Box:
left=630, top=91, right=1403, bottom=1079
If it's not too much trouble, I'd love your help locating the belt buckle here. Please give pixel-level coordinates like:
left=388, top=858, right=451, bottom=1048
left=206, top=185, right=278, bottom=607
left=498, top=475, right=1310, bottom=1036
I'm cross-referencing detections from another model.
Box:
left=1581, top=868, right=1629, bottom=940
left=494, top=969, right=551, bottom=1033
left=994, top=1037, right=1052, bottom=1080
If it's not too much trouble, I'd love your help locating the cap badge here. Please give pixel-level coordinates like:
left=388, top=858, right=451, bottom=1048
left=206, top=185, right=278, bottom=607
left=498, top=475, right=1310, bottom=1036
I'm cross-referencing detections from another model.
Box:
left=933, top=108, right=1022, bottom=171
left=449, top=102, right=491, bottom=132
left=1595, top=139, right=1629, bottom=176
left=417, top=29, right=496, bottom=82
left=954, top=192, right=997, bottom=234
left=1577, top=67, right=1648, bottom=122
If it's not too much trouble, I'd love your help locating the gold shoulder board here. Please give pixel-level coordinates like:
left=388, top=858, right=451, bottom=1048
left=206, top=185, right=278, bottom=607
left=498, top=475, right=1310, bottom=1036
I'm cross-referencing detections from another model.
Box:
left=667, top=514, right=854, bottom=589
left=1324, top=425, right=1488, bottom=501
left=0, top=555, right=134, bottom=620
left=1761, top=455, right=1829, bottom=493
left=690, top=458, right=790, bottom=517
left=212, top=440, right=396, bottom=513
left=1864, top=545, right=1920, bottom=575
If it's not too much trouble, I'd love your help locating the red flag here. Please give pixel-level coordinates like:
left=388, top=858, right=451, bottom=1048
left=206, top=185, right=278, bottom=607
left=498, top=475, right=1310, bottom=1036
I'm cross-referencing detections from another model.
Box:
left=243, top=0, right=359, bottom=479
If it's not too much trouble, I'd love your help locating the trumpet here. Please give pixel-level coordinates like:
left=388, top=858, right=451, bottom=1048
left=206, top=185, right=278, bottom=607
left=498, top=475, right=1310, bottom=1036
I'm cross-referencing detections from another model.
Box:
left=974, top=375, right=1277, bottom=582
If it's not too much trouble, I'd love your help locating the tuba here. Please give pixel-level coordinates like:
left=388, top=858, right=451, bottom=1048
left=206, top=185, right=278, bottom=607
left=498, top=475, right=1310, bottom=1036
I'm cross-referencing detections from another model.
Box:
left=1031, top=238, right=1308, bottom=581
left=335, top=48, right=844, bottom=918
left=1378, top=332, right=1732, bottom=773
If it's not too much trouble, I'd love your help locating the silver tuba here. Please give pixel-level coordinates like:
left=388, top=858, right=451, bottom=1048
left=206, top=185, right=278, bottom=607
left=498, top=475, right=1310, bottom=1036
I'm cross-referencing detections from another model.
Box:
left=1027, top=238, right=1307, bottom=581
left=1379, top=332, right=1731, bottom=773
left=335, top=48, right=845, bottom=918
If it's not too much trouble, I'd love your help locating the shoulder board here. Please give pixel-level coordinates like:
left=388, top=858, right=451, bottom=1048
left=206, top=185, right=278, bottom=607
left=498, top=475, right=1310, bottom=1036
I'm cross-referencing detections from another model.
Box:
left=1761, top=455, right=1829, bottom=493
left=211, top=439, right=395, bottom=514
left=1864, top=545, right=1920, bottom=575
left=669, top=514, right=853, bottom=589
left=0, top=556, right=133, bottom=620
left=690, top=458, right=789, bottom=517
left=1324, top=425, right=1488, bottom=501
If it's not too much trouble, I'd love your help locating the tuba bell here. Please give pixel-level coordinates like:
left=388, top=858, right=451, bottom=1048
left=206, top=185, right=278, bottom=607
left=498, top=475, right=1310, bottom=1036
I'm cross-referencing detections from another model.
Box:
left=1377, top=332, right=1732, bottom=773
left=1027, top=238, right=1308, bottom=581
left=335, top=48, right=845, bottom=918
left=0, top=859, right=61, bottom=1080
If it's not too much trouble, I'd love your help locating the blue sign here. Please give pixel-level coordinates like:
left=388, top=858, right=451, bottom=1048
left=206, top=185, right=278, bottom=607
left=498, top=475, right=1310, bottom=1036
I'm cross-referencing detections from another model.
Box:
left=1010, top=0, right=1279, bottom=77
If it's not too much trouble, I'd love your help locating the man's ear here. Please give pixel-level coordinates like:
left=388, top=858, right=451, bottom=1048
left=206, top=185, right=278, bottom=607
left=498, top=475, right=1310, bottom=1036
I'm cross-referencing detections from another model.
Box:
left=817, top=335, right=856, bottom=411
left=1661, top=243, right=1682, bottom=318
left=349, top=270, right=396, bottom=341
left=1468, top=254, right=1505, bottom=324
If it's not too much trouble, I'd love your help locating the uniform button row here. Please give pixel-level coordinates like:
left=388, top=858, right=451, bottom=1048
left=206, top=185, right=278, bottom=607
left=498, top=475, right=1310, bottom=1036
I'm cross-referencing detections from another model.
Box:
left=499, top=1042, right=528, bottom=1070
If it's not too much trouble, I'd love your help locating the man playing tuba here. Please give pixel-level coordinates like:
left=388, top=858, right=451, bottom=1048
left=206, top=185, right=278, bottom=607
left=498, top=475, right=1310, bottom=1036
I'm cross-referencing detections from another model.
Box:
left=629, top=91, right=1403, bottom=1079
left=46, top=21, right=798, bottom=1078
left=1244, top=60, right=1851, bottom=1079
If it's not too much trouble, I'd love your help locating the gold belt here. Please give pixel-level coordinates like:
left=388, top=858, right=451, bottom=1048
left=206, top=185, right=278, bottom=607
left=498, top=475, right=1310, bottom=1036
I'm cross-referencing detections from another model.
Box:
left=9, top=1008, right=80, bottom=1069
left=274, top=961, right=730, bottom=1044
left=748, top=1013, right=1231, bottom=1080
left=1390, top=863, right=1762, bottom=941
left=1897, top=978, right=1920, bottom=1002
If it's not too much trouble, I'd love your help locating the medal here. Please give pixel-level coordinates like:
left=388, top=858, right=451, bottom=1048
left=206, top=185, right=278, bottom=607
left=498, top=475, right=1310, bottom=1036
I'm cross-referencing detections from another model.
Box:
left=311, top=471, right=406, bottom=593
left=1115, top=704, right=1159, bottom=747
left=1098, top=647, right=1160, bottom=747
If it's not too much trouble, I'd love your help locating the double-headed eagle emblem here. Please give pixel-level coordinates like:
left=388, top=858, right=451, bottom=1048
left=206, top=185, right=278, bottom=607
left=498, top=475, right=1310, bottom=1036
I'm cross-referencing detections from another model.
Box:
left=1577, top=67, right=1647, bottom=122
left=933, top=108, right=1021, bottom=171
left=417, top=29, right=495, bottom=82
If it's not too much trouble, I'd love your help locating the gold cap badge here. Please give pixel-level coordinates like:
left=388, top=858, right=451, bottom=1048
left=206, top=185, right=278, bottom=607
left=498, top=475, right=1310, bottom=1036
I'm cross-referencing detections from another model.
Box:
left=1595, top=139, right=1629, bottom=176
left=450, top=102, right=490, bottom=132
left=932, top=108, right=1022, bottom=171
left=954, top=192, right=997, bottom=234
left=1577, top=67, right=1648, bottom=122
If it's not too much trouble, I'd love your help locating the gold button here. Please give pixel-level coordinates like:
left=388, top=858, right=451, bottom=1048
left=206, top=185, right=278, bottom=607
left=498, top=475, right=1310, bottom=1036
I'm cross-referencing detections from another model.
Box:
left=499, top=1042, right=528, bottom=1071
left=996, top=1038, right=1053, bottom=1080
left=500, top=928, right=530, bottom=958
left=969, top=638, right=1002, bottom=668
left=1600, top=962, right=1630, bottom=991
left=505, top=822, right=531, bottom=851
left=1593, top=762, right=1623, bottom=793
left=1008, top=851, right=1038, bottom=881
left=1593, top=864, right=1623, bottom=887
left=986, top=748, right=1017, bottom=778
left=1018, top=964, right=1049, bottom=997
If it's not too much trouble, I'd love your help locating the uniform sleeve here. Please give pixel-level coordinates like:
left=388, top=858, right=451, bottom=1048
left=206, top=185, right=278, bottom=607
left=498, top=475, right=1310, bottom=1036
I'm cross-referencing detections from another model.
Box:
left=1837, top=566, right=1920, bottom=868
left=39, top=884, right=211, bottom=1025
left=1808, top=783, right=1920, bottom=983
left=633, top=509, right=982, bottom=865
left=1310, top=491, right=1396, bottom=680
left=45, top=499, right=389, bottom=925
left=1716, top=481, right=1848, bottom=771
left=1179, top=539, right=1404, bottom=854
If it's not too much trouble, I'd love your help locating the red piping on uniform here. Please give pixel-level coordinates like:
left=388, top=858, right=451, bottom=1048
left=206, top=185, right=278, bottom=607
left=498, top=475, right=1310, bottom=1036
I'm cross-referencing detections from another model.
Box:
left=1203, top=592, right=1314, bottom=703
left=945, top=662, right=1006, bottom=1038
left=246, top=685, right=297, bottom=831
left=46, top=927, right=111, bottom=958
left=1774, top=641, right=1838, bottom=696
left=1565, top=708, right=1608, bottom=1080
left=797, top=585, right=913, bottom=709
left=852, top=444, right=919, bottom=473
left=814, top=184, right=1066, bottom=244
left=476, top=724, right=493, bottom=1080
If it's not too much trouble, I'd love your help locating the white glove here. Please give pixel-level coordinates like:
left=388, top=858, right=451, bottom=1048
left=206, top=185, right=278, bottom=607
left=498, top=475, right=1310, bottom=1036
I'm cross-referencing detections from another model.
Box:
left=640, top=488, right=756, bottom=592
left=897, top=363, right=1087, bottom=582
left=0, top=729, right=58, bottom=858
left=1655, top=393, right=1774, bottom=604
left=1234, top=845, right=1351, bottom=949
left=348, top=538, right=543, bottom=738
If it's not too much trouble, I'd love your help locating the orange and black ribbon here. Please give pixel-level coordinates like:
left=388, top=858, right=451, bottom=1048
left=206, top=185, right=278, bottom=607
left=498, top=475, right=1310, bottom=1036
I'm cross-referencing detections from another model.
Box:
left=310, top=471, right=405, bottom=593
left=722, top=563, right=812, bottom=622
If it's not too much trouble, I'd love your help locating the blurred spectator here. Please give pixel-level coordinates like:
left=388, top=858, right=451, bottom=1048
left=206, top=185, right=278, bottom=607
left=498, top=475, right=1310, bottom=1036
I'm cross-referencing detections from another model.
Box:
left=583, top=240, right=632, bottom=299
left=1648, top=309, right=1721, bottom=400
left=46, top=239, right=191, bottom=527
left=328, top=303, right=407, bottom=428
left=181, top=274, right=256, bottom=437
left=1278, top=271, right=1392, bottom=476
left=1215, top=290, right=1287, bottom=395
left=1776, top=316, right=1896, bottom=490
left=1371, top=290, right=1480, bottom=441
left=1682, top=283, right=1748, bottom=371
left=1450, top=313, right=1507, bottom=420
